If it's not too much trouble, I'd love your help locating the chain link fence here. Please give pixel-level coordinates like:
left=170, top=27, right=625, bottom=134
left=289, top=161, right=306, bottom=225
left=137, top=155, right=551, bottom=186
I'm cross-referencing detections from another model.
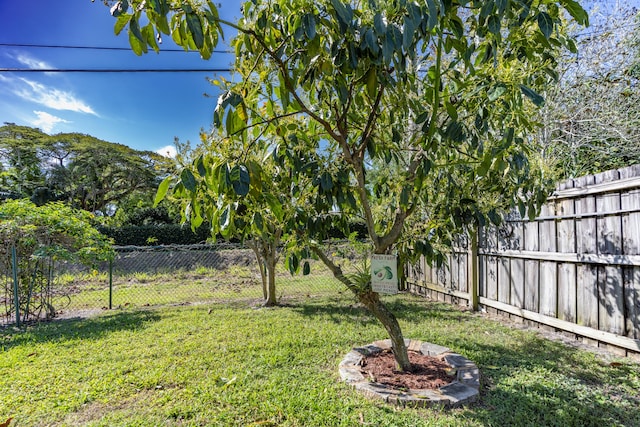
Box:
left=2, top=243, right=358, bottom=326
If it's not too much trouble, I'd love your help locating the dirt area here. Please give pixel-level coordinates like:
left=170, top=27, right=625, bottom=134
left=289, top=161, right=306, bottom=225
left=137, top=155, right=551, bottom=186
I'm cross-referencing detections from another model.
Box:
left=360, top=349, right=455, bottom=389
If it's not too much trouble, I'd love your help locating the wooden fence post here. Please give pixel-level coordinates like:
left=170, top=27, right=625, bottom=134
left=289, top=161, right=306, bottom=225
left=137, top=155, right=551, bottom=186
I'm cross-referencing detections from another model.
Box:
left=470, top=227, right=479, bottom=311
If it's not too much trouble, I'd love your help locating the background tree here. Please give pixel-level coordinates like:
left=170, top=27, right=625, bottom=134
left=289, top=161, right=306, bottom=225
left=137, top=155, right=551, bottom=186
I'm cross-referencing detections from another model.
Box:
left=0, top=199, right=114, bottom=321
left=541, top=2, right=640, bottom=178
left=110, top=0, right=588, bottom=371
left=0, top=123, right=48, bottom=198
left=0, top=124, right=174, bottom=221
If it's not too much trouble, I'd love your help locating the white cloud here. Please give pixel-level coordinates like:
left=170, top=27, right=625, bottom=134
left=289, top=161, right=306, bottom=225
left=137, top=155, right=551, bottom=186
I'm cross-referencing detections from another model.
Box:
left=15, top=53, right=53, bottom=70
left=156, top=145, right=177, bottom=158
left=13, top=78, right=97, bottom=115
left=31, top=111, right=70, bottom=133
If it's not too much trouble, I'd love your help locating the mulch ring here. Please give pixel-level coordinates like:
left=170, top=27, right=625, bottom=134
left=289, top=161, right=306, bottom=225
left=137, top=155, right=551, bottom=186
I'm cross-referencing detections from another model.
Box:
left=360, top=349, right=455, bottom=390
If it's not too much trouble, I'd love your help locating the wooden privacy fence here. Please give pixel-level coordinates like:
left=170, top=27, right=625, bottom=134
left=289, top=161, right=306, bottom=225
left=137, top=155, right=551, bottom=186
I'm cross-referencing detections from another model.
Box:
left=406, top=165, right=640, bottom=357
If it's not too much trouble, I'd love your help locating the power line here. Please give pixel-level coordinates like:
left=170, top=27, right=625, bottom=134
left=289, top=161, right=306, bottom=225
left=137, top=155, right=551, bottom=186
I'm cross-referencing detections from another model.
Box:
left=0, top=42, right=233, bottom=54
left=0, top=68, right=232, bottom=73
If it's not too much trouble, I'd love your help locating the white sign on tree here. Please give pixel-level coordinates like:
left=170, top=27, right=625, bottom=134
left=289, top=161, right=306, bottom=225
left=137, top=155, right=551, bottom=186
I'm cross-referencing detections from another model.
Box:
left=371, top=254, right=398, bottom=295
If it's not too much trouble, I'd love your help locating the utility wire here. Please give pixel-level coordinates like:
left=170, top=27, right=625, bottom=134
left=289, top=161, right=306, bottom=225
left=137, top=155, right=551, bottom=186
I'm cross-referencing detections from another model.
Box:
left=0, top=68, right=233, bottom=73
left=0, top=42, right=233, bottom=53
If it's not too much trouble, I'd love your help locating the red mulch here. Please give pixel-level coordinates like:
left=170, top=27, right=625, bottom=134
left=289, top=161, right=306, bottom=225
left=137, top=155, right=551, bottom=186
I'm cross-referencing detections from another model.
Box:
left=360, top=350, right=455, bottom=390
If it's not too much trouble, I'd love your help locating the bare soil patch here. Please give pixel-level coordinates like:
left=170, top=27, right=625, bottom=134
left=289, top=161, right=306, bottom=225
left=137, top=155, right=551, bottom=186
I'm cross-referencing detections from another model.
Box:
left=360, top=349, right=455, bottom=389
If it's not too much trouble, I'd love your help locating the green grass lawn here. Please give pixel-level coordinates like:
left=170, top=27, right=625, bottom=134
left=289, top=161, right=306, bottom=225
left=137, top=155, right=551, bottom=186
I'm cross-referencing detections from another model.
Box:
left=1, top=293, right=639, bottom=426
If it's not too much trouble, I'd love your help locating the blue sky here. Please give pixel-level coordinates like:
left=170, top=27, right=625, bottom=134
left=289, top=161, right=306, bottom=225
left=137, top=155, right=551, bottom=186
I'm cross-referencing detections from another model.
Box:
left=0, top=0, right=239, bottom=156
left=0, top=1, right=634, bottom=157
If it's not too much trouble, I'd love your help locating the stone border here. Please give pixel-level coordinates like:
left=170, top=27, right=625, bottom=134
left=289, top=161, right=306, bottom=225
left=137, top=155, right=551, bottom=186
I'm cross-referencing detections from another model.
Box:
left=339, top=339, right=480, bottom=407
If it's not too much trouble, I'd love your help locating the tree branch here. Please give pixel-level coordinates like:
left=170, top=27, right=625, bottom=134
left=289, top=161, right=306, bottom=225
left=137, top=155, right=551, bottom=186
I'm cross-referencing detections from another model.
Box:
left=310, top=244, right=358, bottom=294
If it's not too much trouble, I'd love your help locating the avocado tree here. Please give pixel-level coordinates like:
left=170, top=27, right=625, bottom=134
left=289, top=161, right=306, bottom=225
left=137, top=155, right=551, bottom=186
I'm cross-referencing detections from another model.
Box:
left=157, top=120, right=326, bottom=306
left=106, top=0, right=588, bottom=371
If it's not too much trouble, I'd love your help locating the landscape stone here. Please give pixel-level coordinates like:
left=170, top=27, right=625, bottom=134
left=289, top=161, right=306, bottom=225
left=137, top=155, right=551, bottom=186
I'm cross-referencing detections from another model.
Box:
left=339, top=340, right=480, bottom=408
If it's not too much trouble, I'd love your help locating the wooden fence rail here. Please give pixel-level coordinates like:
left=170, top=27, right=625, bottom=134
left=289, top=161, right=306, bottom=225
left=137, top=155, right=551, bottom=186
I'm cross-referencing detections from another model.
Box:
left=406, top=165, right=640, bottom=357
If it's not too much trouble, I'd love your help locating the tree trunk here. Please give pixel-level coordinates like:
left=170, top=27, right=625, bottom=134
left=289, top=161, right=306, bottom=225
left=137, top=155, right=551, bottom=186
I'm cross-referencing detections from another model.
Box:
left=358, top=290, right=412, bottom=372
left=264, top=249, right=277, bottom=306
left=248, top=242, right=268, bottom=300
left=310, top=245, right=413, bottom=372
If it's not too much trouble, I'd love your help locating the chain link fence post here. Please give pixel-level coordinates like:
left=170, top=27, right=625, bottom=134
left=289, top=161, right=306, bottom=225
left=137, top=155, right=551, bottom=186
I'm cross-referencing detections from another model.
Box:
left=11, top=244, right=20, bottom=327
left=109, top=258, right=113, bottom=310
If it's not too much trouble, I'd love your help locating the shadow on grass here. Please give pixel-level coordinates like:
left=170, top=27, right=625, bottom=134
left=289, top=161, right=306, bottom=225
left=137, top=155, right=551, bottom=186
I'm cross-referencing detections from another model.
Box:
left=288, top=293, right=467, bottom=326
left=292, top=294, right=640, bottom=426
left=1, top=310, right=161, bottom=351
left=446, top=328, right=640, bottom=426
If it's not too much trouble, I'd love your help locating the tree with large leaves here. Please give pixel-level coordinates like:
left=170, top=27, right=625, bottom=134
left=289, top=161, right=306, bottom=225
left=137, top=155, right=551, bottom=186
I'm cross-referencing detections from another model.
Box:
left=107, top=0, right=588, bottom=371
left=156, top=120, right=327, bottom=306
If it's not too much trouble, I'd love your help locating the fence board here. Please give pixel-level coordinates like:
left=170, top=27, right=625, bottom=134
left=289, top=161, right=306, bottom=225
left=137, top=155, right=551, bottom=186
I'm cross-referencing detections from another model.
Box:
left=523, top=220, right=539, bottom=312
left=498, top=225, right=511, bottom=304
left=596, top=170, right=625, bottom=335
left=510, top=221, right=525, bottom=308
left=539, top=203, right=557, bottom=317
left=575, top=174, right=599, bottom=330
left=557, top=180, right=577, bottom=323
left=621, top=171, right=640, bottom=338
left=406, top=165, right=640, bottom=355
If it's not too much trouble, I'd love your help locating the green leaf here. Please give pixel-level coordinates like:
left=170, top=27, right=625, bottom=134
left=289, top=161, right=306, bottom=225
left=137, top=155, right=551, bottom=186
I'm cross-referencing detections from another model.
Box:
left=560, top=0, right=589, bottom=26
left=287, top=253, right=300, bottom=275
left=330, top=0, right=353, bottom=27
left=181, top=169, right=197, bottom=192
left=154, top=176, right=172, bottom=207
left=230, top=165, right=250, bottom=196
left=415, top=110, right=429, bottom=124
left=128, top=19, right=147, bottom=55
left=480, top=0, right=494, bottom=18
left=196, top=156, right=207, bottom=177
left=303, top=13, right=316, bottom=39
left=403, top=15, right=416, bottom=51
left=426, top=0, right=438, bottom=30
left=185, top=11, right=204, bottom=49
left=487, top=15, right=501, bottom=35
left=219, top=205, right=231, bottom=230
left=114, top=13, right=132, bottom=35
left=496, top=0, right=507, bottom=14
left=254, top=211, right=263, bottom=231
left=128, top=30, right=144, bottom=55
left=142, top=23, right=159, bottom=52
left=192, top=210, right=203, bottom=228
left=264, top=193, right=284, bottom=221
left=320, top=172, right=333, bottom=192
left=448, top=16, right=464, bottom=38
left=303, top=261, right=310, bottom=276
left=364, top=28, right=379, bottom=56
left=488, top=84, right=506, bottom=101
left=129, top=18, right=144, bottom=43
left=445, top=121, right=465, bottom=142
left=382, top=33, right=394, bottom=65
left=400, top=185, right=411, bottom=208
left=373, top=13, right=386, bottom=36
left=537, top=12, right=553, bottom=39
left=365, top=68, right=377, bottom=98
left=154, top=13, right=171, bottom=35
left=520, top=85, right=545, bottom=106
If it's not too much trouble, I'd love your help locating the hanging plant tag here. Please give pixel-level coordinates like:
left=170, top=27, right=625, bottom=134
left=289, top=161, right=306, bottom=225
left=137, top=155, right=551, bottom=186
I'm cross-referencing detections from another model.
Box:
left=371, top=254, right=398, bottom=294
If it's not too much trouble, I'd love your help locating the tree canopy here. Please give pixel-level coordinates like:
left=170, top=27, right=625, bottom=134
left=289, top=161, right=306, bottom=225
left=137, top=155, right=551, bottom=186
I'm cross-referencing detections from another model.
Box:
left=0, top=199, right=114, bottom=321
left=540, top=3, right=640, bottom=178
left=108, top=0, right=588, bottom=371
left=0, top=123, right=173, bottom=222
